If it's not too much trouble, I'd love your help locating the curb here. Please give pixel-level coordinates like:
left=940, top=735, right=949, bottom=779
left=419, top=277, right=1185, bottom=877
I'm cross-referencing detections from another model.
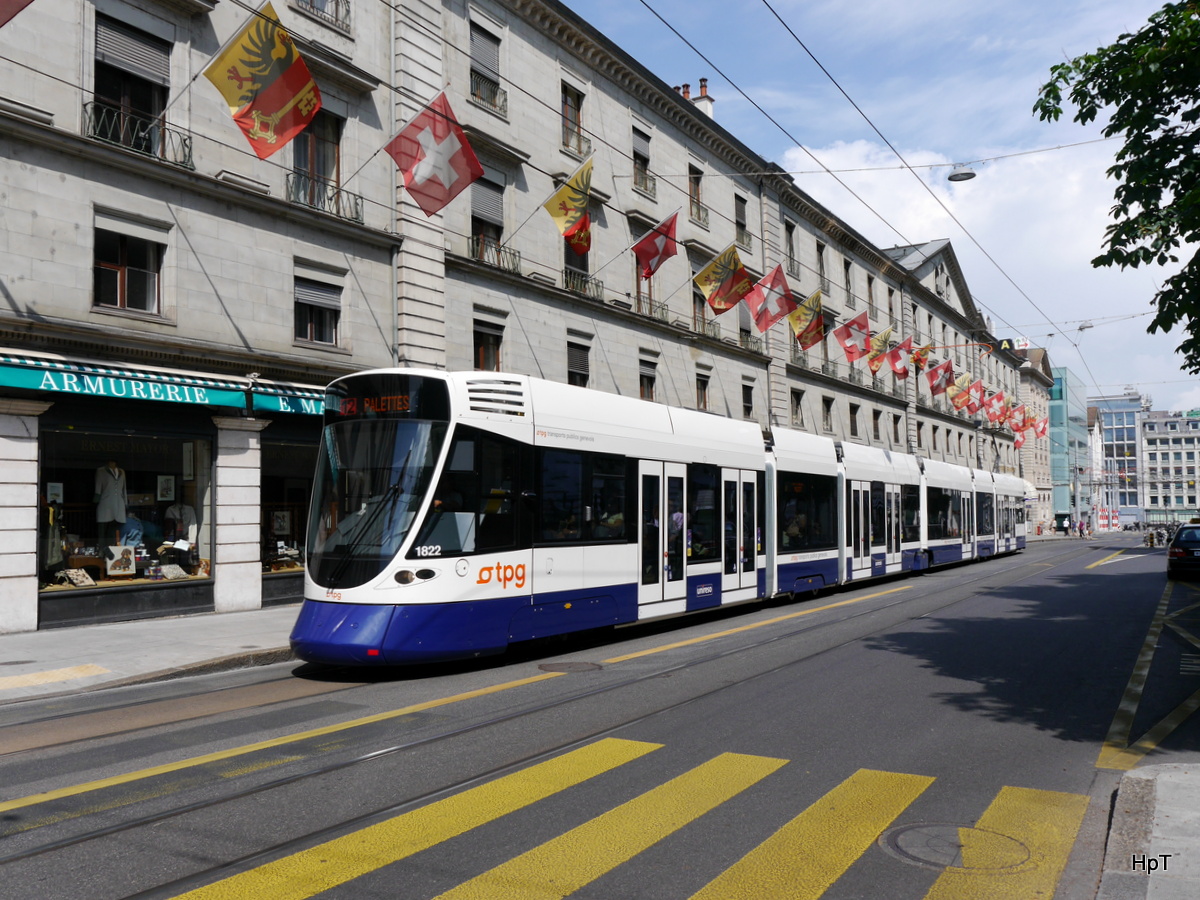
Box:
left=1096, top=769, right=1157, bottom=900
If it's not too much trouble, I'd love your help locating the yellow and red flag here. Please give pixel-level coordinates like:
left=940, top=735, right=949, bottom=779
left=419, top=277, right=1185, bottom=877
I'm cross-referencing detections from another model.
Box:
left=787, top=289, right=824, bottom=350
left=910, top=342, right=932, bottom=372
left=694, top=245, right=754, bottom=315
left=204, top=3, right=321, bottom=160
left=866, top=325, right=894, bottom=374
left=946, top=372, right=973, bottom=410
left=543, top=158, right=593, bottom=255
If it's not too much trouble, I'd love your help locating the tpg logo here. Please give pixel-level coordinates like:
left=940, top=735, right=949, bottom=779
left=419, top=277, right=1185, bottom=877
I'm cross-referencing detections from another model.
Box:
left=476, top=563, right=527, bottom=590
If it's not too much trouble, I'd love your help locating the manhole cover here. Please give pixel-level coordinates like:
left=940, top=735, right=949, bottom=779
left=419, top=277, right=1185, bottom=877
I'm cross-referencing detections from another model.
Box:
left=879, top=824, right=1031, bottom=871
left=538, top=662, right=602, bottom=673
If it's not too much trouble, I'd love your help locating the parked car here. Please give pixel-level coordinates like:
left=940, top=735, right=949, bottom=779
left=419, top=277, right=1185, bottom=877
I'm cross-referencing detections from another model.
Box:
left=1167, top=525, right=1200, bottom=579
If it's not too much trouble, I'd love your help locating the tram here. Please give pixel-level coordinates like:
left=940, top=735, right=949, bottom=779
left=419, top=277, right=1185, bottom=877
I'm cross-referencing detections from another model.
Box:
left=290, top=369, right=1025, bottom=665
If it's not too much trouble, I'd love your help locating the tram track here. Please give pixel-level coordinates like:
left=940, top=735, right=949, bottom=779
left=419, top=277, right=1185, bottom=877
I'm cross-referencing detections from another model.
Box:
left=0, top=541, right=1089, bottom=889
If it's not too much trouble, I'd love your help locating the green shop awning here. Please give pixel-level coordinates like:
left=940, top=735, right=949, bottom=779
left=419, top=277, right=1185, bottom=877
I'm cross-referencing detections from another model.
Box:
left=251, top=384, right=325, bottom=415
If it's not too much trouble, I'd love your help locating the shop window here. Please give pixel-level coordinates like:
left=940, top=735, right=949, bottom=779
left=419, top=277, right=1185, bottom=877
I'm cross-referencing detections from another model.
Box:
left=295, top=278, right=341, bottom=345
left=93, top=228, right=162, bottom=313
left=39, top=429, right=213, bottom=590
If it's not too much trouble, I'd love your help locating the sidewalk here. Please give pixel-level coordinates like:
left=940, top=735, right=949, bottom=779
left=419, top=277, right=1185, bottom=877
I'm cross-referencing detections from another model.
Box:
left=0, top=564, right=1195, bottom=899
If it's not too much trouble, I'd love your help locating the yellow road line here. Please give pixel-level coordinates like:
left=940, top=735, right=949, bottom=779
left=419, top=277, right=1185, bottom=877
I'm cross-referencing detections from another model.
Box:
left=170, top=738, right=660, bottom=900
left=604, top=586, right=913, bottom=663
left=1086, top=550, right=1126, bottom=569
left=437, top=751, right=787, bottom=900
left=0, top=664, right=110, bottom=691
left=690, top=769, right=934, bottom=900
left=0, top=672, right=563, bottom=815
left=922, top=786, right=1088, bottom=900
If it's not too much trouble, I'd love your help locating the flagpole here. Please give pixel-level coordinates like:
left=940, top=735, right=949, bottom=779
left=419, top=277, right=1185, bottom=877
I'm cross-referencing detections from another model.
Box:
left=161, top=0, right=273, bottom=118
left=500, top=154, right=594, bottom=251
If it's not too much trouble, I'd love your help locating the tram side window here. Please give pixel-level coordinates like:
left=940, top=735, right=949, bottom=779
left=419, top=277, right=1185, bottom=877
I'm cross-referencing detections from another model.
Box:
left=537, top=450, right=629, bottom=543
left=776, top=471, right=837, bottom=552
left=591, top=456, right=627, bottom=540
left=870, top=481, right=885, bottom=547
left=539, top=449, right=584, bottom=541
left=687, top=464, right=719, bottom=563
left=901, top=484, right=920, bottom=543
left=926, top=486, right=961, bottom=540
left=411, top=426, right=527, bottom=557
left=977, top=493, right=995, bottom=535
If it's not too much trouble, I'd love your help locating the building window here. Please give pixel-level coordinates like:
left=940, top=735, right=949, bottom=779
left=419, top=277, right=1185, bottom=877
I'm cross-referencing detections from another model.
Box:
left=849, top=403, right=860, bottom=438
left=294, top=278, right=341, bottom=344
left=291, top=110, right=353, bottom=219
left=743, top=383, right=754, bottom=419
left=822, top=396, right=834, bottom=432
left=867, top=275, right=876, bottom=317
left=893, top=414, right=902, bottom=443
left=784, top=221, right=799, bottom=278
left=632, top=127, right=654, bottom=196
left=640, top=360, right=656, bottom=401
left=688, top=165, right=708, bottom=226
left=816, top=241, right=828, bottom=292
left=561, top=83, right=588, bottom=155
left=93, top=228, right=163, bottom=313
left=471, top=173, right=515, bottom=270
left=917, top=422, right=924, bottom=449
left=469, top=24, right=506, bottom=115
left=474, top=321, right=503, bottom=370
left=843, top=259, right=854, bottom=308
left=696, top=374, right=709, bottom=411
left=567, top=342, right=589, bottom=387
left=873, top=409, right=882, bottom=441
left=92, top=17, right=169, bottom=156
left=735, top=195, right=751, bottom=248
left=791, top=389, right=804, bottom=428
left=887, top=287, right=895, bottom=324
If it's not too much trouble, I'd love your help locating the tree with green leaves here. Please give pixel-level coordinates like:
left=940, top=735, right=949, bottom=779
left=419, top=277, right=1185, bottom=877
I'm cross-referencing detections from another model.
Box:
left=1034, top=2, right=1200, bottom=371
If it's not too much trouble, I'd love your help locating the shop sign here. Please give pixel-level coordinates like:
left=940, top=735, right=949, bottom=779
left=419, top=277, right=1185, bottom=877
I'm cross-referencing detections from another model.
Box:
left=252, top=391, right=325, bottom=415
left=0, top=362, right=245, bottom=408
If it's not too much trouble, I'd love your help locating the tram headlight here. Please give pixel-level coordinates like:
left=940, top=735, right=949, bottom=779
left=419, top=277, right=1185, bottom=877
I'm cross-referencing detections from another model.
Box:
left=395, top=570, right=416, bottom=584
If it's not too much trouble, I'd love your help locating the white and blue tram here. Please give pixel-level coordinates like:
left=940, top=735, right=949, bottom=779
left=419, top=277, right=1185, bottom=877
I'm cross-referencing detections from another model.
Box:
left=290, top=369, right=1025, bottom=665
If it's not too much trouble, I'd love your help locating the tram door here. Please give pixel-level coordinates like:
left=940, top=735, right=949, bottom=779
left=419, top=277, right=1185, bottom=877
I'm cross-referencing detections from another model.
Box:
left=849, top=480, right=871, bottom=575
left=721, top=469, right=758, bottom=593
left=637, top=461, right=687, bottom=606
left=885, top=483, right=902, bottom=567
left=961, top=493, right=975, bottom=558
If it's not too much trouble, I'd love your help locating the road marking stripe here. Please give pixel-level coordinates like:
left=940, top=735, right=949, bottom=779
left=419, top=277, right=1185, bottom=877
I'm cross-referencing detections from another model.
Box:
left=1086, top=550, right=1125, bottom=569
left=604, top=586, right=913, bottom=663
left=170, top=738, right=660, bottom=900
left=0, top=672, right=563, bottom=815
left=922, top=786, right=1088, bottom=900
left=0, top=664, right=110, bottom=691
left=689, top=769, right=934, bottom=900
left=436, top=751, right=787, bottom=900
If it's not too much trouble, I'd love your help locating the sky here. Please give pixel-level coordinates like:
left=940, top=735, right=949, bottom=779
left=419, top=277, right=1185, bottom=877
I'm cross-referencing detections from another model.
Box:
left=560, top=0, right=1199, bottom=413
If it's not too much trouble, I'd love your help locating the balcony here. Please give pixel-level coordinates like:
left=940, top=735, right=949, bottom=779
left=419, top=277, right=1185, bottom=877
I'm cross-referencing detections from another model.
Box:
left=633, top=167, right=657, bottom=198
left=739, top=332, right=763, bottom=354
left=786, top=258, right=802, bottom=280
left=470, top=71, right=508, bottom=117
left=695, top=317, right=721, bottom=340
left=287, top=173, right=364, bottom=223
left=295, top=0, right=350, bottom=30
left=636, top=296, right=669, bottom=323
left=847, top=368, right=864, bottom=386
left=83, top=102, right=194, bottom=170
left=790, top=345, right=807, bottom=367
left=735, top=226, right=753, bottom=251
left=821, top=361, right=839, bottom=378
left=562, top=125, right=591, bottom=158
left=563, top=267, right=603, bottom=300
left=689, top=199, right=710, bottom=228
left=470, top=235, right=521, bottom=274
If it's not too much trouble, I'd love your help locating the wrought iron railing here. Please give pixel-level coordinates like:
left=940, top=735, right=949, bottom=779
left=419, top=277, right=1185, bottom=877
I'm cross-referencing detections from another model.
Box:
left=470, top=71, right=508, bottom=117
left=562, top=125, right=591, bottom=157
left=791, top=345, right=807, bottom=366
left=736, top=226, right=753, bottom=251
left=83, top=102, right=194, bottom=170
left=637, top=296, right=669, bottom=322
left=847, top=368, right=864, bottom=385
left=739, top=332, right=763, bottom=354
left=689, top=199, right=710, bottom=228
left=563, top=267, right=603, bottom=300
left=694, top=317, right=721, bottom=340
left=470, top=235, right=522, bottom=274
left=822, top=361, right=839, bottom=378
left=287, top=173, right=364, bottom=223
left=295, top=0, right=350, bottom=29
left=786, top=258, right=802, bottom=280
left=633, top=167, right=657, bottom=198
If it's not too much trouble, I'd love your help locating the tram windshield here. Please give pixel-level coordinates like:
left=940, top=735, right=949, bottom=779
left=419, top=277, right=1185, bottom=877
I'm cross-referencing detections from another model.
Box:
left=306, top=374, right=451, bottom=589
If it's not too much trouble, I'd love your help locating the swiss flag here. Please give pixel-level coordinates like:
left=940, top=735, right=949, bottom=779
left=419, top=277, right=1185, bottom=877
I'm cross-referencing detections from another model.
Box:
left=1014, top=429, right=1026, bottom=449
left=965, top=380, right=985, bottom=415
left=983, top=391, right=1006, bottom=422
left=926, top=358, right=954, bottom=396
left=632, top=212, right=678, bottom=278
left=744, top=265, right=797, bottom=332
left=885, top=336, right=913, bottom=378
left=831, top=311, right=870, bottom=362
left=1034, top=416, right=1049, bottom=438
left=386, top=93, right=484, bottom=217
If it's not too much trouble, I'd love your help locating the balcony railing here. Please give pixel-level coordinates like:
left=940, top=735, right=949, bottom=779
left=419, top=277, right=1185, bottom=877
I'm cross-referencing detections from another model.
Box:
left=633, top=167, right=657, bottom=198
left=822, top=361, right=839, bottom=378
left=689, top=199, right=710, bottom=228
left=739, top=332, right=763, bottom=354
left=695, top=317, right=721, bottom=340
left=791, top=345, right=807, bottom=366
left=470, top=71, right=508, bottom=117
left=735, top=226, right=753, bottom=251
left=287, top=173, right=364, bottom=223
left=847, top=368, right=864, bottom=386
left=470, top=235, right=522, bottom=274
left=786, top=258, right=802, bottom=280
left=84, top=102, right=194, bottom=170
left=563, top=267, right=603, bottom=300
left=637, top=296, right=669, bottom=322
left=295, top=0, right=350, bottom=29
left=562, top=125, right=591, bottom=157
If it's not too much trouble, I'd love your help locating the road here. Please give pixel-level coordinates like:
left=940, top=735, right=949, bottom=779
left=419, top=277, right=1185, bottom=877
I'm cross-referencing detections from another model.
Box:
left=1, top=533, right=1197, bottom=899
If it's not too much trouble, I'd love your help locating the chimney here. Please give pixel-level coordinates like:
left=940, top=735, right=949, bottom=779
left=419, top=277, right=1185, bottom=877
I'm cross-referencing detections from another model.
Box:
left=681, top=83, right=690, bottom=100
left=692, top=77, right=715, bottom=118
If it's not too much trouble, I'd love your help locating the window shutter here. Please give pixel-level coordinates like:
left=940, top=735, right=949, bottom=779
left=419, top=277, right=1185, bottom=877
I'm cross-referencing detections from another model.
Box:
left=568, top=343, right=589, bottom=377
left=472, top=178, right=504, bottom=226
left=632, top=128, right=650, bottom=160
left=470, top=24, right=500, bottom=79
left=96, top=16, right=171, bottom=87
left=295, top=278, right=342, bottom=310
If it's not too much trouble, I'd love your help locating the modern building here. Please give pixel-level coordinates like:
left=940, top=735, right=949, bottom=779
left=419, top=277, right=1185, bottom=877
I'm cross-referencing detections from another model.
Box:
left=1141, top=409, right=1200, bottom=523
left=0, top=0, right=1022, bottom=632
left=1089, top=388, right=1149, bottom=525
left=1050, top=367, right=1090, bottom=531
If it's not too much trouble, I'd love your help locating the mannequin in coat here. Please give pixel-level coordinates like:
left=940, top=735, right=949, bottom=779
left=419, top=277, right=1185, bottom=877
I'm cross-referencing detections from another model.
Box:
left=94, top=459, right=127, bottom=545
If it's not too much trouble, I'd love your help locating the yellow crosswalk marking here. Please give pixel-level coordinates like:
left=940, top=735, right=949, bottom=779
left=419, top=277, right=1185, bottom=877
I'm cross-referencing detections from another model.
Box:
left=689, top=768, right=934, bottom=900
left=922, top=786, right=1089, bottom=900
left=0, top=664, right=110, bottom=691
left=435, top=751, right=787, bottom=900
left=170, top=738, right=660, bottom=900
